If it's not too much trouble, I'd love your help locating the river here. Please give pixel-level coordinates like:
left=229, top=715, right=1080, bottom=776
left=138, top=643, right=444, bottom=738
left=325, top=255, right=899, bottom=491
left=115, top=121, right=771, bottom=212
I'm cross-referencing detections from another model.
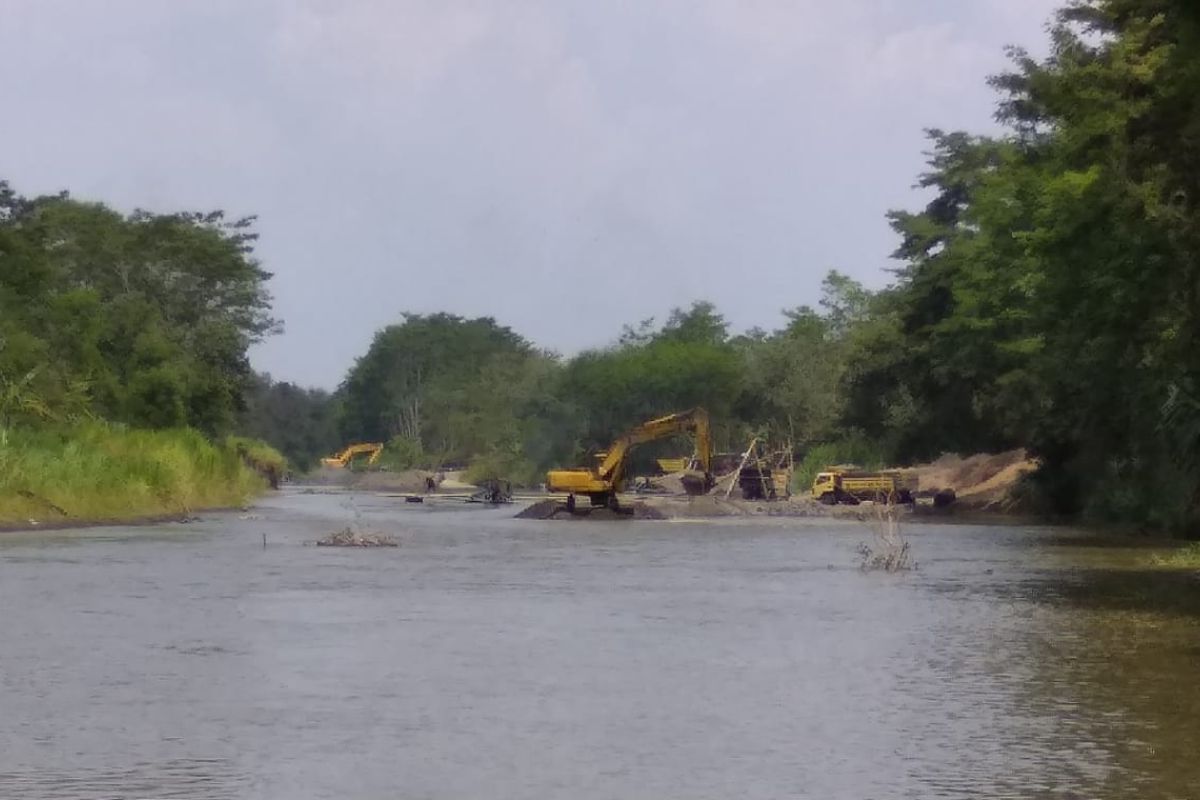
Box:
left=1, top=490, right=1198, bottom=799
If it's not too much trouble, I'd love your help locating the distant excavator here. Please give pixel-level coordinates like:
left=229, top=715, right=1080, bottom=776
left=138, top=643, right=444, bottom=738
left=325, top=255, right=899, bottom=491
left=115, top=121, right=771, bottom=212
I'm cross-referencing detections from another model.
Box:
left=547, top=408, right=714, bottom=512
left=320, top=442, right=384, bottom=469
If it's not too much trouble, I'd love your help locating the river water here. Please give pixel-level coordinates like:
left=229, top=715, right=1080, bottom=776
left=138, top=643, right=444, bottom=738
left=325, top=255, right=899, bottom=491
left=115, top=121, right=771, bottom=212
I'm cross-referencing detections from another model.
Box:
left=1, top=490, right=1198, bottom=799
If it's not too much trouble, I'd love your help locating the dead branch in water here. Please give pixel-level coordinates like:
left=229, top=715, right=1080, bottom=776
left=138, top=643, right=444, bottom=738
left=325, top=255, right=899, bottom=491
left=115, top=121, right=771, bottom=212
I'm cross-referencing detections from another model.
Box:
left=857, top=499, right=915, bottom=572
left=314, top=527, right=399, bottom=547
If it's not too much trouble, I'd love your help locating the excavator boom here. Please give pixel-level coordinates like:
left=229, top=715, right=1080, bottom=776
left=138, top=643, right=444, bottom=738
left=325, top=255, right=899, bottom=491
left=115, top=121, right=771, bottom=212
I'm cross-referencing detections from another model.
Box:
left=320, top=442, right=384, bottom=469
left=546, top=408, right=713, bottom=508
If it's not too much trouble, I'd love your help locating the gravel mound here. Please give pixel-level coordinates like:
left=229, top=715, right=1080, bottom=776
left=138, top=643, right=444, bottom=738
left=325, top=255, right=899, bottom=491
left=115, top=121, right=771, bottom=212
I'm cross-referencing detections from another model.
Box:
left=515, top=499, right=666, bottom=521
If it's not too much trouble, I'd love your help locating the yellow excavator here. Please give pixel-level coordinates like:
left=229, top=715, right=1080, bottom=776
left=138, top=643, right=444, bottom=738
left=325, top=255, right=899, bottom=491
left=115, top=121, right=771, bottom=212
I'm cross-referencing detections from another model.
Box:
left=320, top=442, right=384, bottom=469
left=547, top=408, right=714, bottom=512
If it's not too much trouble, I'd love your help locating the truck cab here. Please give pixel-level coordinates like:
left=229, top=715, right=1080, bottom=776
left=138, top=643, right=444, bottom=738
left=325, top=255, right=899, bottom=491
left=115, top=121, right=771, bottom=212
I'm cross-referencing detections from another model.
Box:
left=812, top=472, right=840, bottom=504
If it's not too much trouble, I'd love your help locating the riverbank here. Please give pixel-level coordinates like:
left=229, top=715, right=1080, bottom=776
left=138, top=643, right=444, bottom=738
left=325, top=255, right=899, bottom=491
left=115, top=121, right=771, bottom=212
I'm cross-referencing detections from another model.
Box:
left=0, top=424, right=280, bottom=529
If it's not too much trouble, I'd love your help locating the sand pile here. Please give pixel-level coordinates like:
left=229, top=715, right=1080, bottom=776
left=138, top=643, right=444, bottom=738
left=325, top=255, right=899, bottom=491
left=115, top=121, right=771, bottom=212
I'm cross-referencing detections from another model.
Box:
left=907, top=449, right=1037, bottom=507
left=351, top=470, right=441, bottom=493
left=669, top=495, right=747, bottom=517
left=303, top=466, right=356, bottom=487
left=647, top=470, right=717, bottom=496
left=437, top=470, right=477, bottom=491
left=652, top=472, right=689, bottom=495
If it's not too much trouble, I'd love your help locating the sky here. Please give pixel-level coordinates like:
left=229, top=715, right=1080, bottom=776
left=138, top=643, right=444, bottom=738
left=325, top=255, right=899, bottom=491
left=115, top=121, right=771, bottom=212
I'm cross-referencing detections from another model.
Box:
left=1, top=0, right=1062, bottom=389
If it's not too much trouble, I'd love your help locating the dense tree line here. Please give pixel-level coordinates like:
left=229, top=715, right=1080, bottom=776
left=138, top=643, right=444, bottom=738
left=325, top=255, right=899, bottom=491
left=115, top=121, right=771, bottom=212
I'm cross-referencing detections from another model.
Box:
left=331, top=283, right=870, bottom=485
left=7, top=0, right=1198, bottom=533
left=842, top=0, right=1200, bottom=531
left=0, top=181, right=275, bottom=436
left=237, top=374, right=339, bottom=472
left=320, top=0, right=1200, bottom=533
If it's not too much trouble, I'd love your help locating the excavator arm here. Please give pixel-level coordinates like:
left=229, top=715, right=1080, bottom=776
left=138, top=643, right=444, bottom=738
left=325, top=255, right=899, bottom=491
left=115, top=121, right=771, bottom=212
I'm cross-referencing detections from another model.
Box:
left=595, top=409, right=711, bottom=485
left=546, top=408, right=713, bottom=508
left=320, top=442, right=384, bottom=469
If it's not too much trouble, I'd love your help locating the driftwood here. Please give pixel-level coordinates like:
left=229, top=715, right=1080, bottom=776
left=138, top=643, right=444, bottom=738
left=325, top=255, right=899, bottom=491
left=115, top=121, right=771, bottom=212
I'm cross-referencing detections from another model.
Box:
left=857, top=502, right=914, bottom=572
left=315, top=527, right=399, bottom=547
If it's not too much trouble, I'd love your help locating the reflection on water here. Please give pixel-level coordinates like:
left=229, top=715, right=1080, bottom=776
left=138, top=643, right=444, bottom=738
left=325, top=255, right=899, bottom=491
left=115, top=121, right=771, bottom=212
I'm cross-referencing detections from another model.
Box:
left=0, top=492, right=1197, bottom=799
left=0, top=759, right=244, bottom=800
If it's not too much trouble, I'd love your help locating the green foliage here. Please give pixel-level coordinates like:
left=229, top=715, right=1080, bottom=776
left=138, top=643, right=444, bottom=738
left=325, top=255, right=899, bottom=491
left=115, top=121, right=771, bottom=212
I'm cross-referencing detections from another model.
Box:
left=338, top=313, right=532, bottom=445
left=337, top=313, right=578, bottom=481
left=464, top=451, right=541, bottom=488
left=328, top=294, right=877, bottom=485
left=236, top=373, right=339, bottom=472
left=837, top=0, right=1200, bottom=534
left=0, top=423, right=265, bottom=524
left=0, top=180, right=276, bottom=436
left=375, top=436, right=427, bottom=471
left=561, top=333, right=744, bottom=451
left=0, top=180, right=279, bottom=522
left=224, top=436, right=288, bottom=477
left=731, top=274, right=882, bottom=452
left=1151, top=543, right=1200, bottom=568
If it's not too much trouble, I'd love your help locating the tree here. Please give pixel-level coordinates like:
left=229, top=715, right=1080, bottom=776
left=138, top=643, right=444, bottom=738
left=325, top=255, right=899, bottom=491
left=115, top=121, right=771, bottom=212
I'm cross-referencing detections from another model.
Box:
left=336, top=313, right=537, bottom=465
left=0, top=180, right=277, bottom=435
left=560, top=309, right=745, bottom=454
left=238, top=373, right=340, bottom=471
left=847, top=0, right=1200, bottom=531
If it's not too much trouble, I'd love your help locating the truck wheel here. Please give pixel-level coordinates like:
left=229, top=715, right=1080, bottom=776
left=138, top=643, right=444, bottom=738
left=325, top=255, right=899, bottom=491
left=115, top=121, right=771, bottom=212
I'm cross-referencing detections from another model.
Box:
left=819, top=492, right=837, bottom=505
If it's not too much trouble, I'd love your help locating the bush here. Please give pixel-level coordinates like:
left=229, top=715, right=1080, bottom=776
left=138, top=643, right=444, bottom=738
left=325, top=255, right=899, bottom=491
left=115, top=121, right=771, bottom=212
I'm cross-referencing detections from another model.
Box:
left=1152, top=543, right=1200, bottom=568
left=464, top=450, right=541, bottom=488
left=224, top=436, right=288, bottom=488
left=0, top=423, right=268, bottom=524
left=374, top=436, right=427, bottom=471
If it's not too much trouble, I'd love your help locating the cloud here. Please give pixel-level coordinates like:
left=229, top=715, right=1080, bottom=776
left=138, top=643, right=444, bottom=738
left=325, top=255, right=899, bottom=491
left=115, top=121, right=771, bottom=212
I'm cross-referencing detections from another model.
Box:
left=0, top=0, right=1064, bottom=387
left=268, top=0, right=493, bottom=90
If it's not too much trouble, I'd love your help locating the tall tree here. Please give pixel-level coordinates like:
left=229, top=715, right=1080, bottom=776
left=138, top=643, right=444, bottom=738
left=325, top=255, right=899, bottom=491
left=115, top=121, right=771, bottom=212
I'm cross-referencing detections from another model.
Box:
left=0, top=181, right=277, bottom=435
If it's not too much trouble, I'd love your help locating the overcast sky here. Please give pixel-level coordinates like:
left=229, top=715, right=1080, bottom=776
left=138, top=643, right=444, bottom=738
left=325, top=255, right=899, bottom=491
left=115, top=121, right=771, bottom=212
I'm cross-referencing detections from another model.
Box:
left=2, top=0, right=1061, bottom=388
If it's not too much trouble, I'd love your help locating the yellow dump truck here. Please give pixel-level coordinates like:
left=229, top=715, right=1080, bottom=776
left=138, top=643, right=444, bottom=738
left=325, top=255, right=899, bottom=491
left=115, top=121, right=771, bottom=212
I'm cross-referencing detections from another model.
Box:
left=811, top=468, right=917, bottom=505
left=656, top=457, right=691, bottom=474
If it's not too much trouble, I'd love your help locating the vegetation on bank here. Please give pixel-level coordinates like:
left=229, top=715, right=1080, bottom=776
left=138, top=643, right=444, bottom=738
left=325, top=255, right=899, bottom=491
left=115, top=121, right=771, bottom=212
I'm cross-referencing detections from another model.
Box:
left=0, top=425, right=272, bottom=525
left=4, top=0, right=1198, bottom=536
left=242, top=0, right=1197, bottom=536
left=0, top=175, right=281, bottom=525
left=224, top=436, right=288, bottom=488
left=1151, top=543, right=1200, bottom=569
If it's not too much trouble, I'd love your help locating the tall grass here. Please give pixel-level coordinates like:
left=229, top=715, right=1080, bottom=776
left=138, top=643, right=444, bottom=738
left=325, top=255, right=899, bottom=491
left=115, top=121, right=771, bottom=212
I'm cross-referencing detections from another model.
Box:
left=0, top=423, right=270, bottom=525
left=1151, top=543, right=1200, bottom=569
left=224, top=436, right=288, bottom=487
left=464, top=451, right=541, bottom=488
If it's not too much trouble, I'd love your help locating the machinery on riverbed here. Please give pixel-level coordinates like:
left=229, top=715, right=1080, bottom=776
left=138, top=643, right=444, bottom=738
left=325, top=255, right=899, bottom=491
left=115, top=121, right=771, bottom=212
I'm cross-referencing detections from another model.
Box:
left=811, top=468, right=917, bottom=505
left=547, top=409, right=715, bottom=512
left=716, top=437, right=794, bottom=501
left=320, top=442, right=384, bottom=469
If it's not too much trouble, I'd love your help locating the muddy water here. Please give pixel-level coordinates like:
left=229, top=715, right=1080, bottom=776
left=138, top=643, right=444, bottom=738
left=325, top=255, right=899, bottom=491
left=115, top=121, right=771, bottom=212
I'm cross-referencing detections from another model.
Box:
left=1, top=491, right=1198, bottom=799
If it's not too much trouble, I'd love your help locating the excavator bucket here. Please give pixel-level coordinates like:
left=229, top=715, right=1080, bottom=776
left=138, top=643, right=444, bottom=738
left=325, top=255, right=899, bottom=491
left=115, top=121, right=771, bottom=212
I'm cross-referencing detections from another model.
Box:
left=679, top=470, right=712, bottom=496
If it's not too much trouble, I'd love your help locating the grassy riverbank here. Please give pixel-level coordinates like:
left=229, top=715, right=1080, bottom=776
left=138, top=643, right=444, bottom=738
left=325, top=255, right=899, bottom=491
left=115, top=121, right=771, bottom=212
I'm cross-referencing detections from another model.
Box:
left=1152, top=543, right=1200, bottom=569
left=0, top=425, right=283, bottom=526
